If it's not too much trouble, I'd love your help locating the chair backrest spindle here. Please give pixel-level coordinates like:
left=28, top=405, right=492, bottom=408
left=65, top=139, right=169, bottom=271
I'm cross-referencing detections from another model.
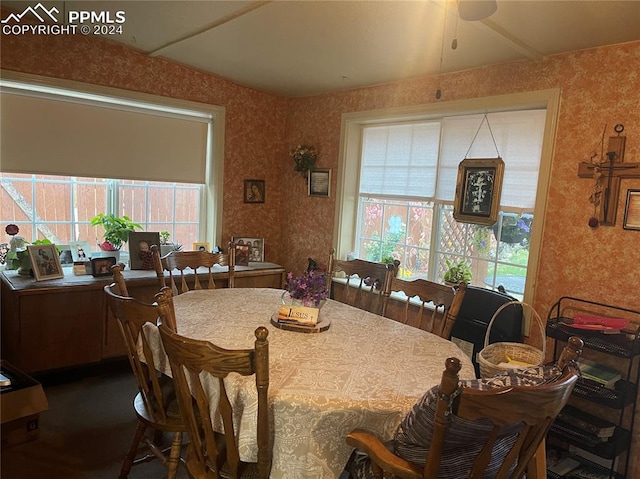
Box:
left=153, top=242, right=235, bottom=294
left=327, top=248, right=398, bottom=315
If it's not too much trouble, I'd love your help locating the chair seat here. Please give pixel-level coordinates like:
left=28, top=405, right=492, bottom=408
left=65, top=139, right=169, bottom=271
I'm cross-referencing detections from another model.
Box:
left=132, top=375, right=187, bottom=432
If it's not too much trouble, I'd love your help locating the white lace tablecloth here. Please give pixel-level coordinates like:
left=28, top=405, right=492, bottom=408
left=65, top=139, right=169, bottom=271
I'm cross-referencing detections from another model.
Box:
left=146, top=288, right=475, bottom=479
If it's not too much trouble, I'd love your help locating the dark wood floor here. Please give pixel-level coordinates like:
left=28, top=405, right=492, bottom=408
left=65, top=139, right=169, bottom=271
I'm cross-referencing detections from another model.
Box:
left=1, top=360, right=189, bottom=479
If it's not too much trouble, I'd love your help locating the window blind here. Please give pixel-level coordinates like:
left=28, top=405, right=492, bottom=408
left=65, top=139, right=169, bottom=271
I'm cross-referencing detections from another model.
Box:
left=360, top=109, right=546, bottom=209
left=0, top=89, right=209, bottom=184
left=360, top=122, right=441, bottom=198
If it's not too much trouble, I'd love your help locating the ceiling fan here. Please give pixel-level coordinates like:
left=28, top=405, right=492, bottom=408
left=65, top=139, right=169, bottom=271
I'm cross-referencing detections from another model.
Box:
left=457, top=0, right=497, bottom=21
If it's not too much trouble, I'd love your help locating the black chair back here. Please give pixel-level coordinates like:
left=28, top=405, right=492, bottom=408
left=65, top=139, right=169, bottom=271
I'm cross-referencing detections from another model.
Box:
left=449, top=285, right=523, bottom=377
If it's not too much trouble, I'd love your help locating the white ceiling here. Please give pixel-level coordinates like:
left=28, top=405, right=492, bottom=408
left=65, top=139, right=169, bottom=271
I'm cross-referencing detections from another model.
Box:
left=3, top=0, right=640, bottom=97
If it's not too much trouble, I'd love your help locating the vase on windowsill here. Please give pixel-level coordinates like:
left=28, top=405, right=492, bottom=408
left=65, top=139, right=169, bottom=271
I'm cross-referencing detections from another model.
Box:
left=16, top=249, right=33, bottom=276
left=95, top=241, right=119, bottom=261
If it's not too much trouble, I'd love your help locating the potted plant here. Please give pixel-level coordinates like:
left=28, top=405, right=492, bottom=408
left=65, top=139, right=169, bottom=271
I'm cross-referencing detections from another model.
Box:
left=290, top=144, right=318, bottom=179
left=443, top=259, right=472, bottom=286
left=159, top=231, right=183, bottom=256
left=90, top=214, right=142, bottom=252
left=493, top=215, right=532, bottom=245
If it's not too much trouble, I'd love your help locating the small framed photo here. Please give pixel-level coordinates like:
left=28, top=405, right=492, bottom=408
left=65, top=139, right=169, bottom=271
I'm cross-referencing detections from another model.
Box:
left=623, top=189, right=640, bottom=231
left=91, top=256, right=117, bottom=277
left=232, top=236, right=264, bottom=262
left=28, top=244, right=64, bottom=281
left=453, top=157, right=504, bottom=226
left=69, top=241, right=91, bottom=262
left=129, top=232, right=160, bottom=270
left=57, top=244, right=74, bottom=267
left=234, top=243, right=250, bottom=266
left=244, top=179, right=265, bottom=204
left=308, top=169, right=331, bottom=197
left=193, top=242, right=211, bottom=252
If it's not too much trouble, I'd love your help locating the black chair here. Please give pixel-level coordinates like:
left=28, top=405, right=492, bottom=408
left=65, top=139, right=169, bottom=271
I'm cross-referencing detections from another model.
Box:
left=449, top=285, right=523, bottom=377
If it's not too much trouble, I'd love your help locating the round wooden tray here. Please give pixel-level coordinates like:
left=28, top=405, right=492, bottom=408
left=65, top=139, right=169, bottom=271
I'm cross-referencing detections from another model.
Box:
left=270, top=313, right=331, bottom=334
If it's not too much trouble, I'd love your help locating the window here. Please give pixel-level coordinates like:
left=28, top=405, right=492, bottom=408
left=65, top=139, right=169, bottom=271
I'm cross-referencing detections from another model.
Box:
left=0, top=173, right=201, bottom=251
left=0, top=71, right=226, bottom=251
left=336, top=91, right=560, bottom=301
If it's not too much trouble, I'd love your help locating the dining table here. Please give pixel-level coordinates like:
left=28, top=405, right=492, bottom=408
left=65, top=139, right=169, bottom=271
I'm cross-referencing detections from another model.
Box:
left=145, top=287, right=476, bottom=479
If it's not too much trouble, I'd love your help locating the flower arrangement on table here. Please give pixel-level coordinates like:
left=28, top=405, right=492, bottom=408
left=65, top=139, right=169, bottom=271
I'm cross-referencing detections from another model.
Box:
left=285, top=270, right=328, bottom=307
left=290, top=144, right=318, bottom=178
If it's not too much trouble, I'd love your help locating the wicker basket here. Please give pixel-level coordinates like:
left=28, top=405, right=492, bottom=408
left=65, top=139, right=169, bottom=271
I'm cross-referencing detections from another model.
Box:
left=477, top=301, right=545, bottom=378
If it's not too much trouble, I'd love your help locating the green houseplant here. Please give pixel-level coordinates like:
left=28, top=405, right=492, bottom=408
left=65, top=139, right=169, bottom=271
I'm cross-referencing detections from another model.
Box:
left=443, top=259, right=472, bottom=285
left=159, top=231, right=183, bottom=256
left=90, top=214, right=142, bottom=251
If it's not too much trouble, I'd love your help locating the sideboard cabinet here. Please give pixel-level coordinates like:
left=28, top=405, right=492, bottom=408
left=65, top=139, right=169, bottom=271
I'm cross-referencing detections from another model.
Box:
left=1, top=264, right=285, bottom=373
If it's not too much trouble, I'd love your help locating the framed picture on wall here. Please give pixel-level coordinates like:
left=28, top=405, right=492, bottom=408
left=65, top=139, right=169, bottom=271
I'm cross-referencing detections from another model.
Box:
left=623, top=189, right=640, bottom=231
left=28, top=244, right=64, bottom=281
left=453, top=158, right=504, bottom=226
left=244, top=179, right=265, bottom=203
left=232, top=236, right=264, bottom=262
left=308, top=169, right=331, bottom=198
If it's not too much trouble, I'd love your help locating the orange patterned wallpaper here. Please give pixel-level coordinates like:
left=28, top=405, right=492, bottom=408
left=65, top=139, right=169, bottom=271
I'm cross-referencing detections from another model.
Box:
left=281, top=42, right=640, bottom=476
left=284, top=43, right=640, bottom=322
left=4, top=27, right=636, bottom=314
left=0, top=25, right=291, bottom=266
left=2, top=24, right=639, bottom=476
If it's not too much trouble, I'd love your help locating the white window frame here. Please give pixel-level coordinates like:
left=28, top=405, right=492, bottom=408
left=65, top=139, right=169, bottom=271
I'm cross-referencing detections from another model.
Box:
left=0, top=174, right=202, bottom=246
left=0, top=70, right=225, bottom=246
left=334, top=89, right=561, bottom=304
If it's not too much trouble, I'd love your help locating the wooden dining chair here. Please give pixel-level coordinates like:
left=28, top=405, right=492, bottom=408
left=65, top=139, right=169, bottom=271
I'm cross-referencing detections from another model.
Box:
left=381, top=277, right=467, bottom=339
left=110, top=262, right=131, bottom=296
left=157, top=315, right=271, bottom=479
left=326, top=248, right=399, bottom=315
left=155, top=242, right=235, bottom=295
left=104, top=280, right=185, bottom=479
left=151, top=244, right=167, bottom=289
left=346, top=336, right=583, bottom=479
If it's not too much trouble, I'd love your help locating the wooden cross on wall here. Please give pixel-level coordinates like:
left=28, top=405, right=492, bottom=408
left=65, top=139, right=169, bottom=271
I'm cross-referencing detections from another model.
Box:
left=578, top=125, right=640, bottom=226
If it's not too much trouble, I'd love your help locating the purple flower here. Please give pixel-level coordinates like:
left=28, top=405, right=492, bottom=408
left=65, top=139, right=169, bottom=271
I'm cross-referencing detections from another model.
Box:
left=516, top=218, right=530, bottom=233
left=285, top=270, right=328, bottom=307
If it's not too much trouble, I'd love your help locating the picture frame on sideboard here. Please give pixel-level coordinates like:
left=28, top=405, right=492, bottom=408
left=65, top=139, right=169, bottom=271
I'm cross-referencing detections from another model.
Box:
left=193, top=242, right=211, bottom=252
left=128, top=232, right=160, bottom=270
left=232, top=236, right=264, bottom=262
left=91, top=256, right=117, bottom=277
left=28, top=244, right=64, bottom=281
